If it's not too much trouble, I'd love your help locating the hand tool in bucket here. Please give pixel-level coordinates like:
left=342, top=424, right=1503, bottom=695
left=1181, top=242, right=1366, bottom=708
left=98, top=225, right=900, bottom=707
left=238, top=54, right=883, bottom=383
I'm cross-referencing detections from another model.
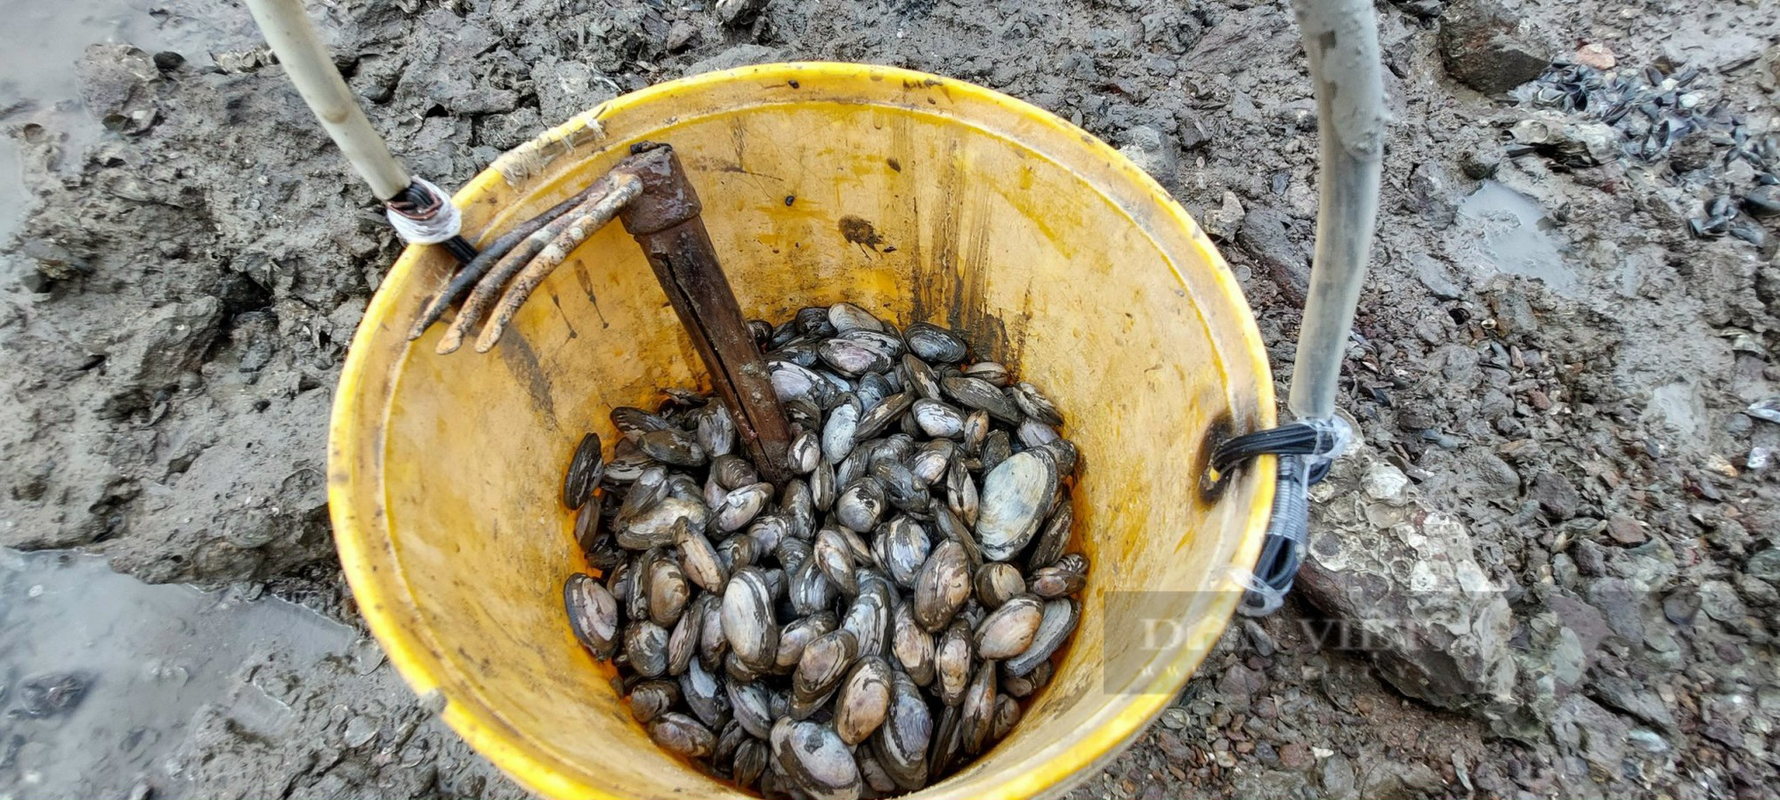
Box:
left=277, top=1, right=1384, bottom=798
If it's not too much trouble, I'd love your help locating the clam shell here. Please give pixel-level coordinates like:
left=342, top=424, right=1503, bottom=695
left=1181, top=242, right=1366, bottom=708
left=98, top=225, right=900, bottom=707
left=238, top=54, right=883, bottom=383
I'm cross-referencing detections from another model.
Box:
left=833, top=656, right=892, bottom=745
left=904, top=322, right=967, bottom=363
left=720, top=567, right=779, bottom=668
left=975, top=451, right=1059, bottom=562
left=563, top=432, right=603, bottom=510
left=648, top=712, right=714, bottom=758
left=975, top=593, right=1043, bottom=659
left=913, top=540, right=972, bottom=632
left=564, top=573, right=619, bottom=659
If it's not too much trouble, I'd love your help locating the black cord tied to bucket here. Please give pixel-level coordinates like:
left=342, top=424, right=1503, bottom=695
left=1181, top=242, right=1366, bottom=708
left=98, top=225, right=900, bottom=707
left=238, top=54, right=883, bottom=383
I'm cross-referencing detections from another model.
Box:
left=1212, top=416, right=1352, bottom=617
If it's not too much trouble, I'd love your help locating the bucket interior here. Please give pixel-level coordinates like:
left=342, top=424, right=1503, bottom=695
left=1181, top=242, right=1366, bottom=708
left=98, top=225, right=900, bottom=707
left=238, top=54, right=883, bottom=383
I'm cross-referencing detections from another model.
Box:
left=331, top=63, right=1274, bottom=800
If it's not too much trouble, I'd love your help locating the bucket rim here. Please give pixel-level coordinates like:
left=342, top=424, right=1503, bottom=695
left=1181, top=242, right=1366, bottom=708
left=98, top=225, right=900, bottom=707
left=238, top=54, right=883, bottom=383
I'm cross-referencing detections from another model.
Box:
left=328, top=60, right=1276, bottom=800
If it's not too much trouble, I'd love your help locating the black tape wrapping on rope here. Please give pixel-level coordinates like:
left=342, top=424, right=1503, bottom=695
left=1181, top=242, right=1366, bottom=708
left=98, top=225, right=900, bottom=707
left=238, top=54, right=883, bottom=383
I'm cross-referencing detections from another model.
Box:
left=1212, top=416, right=1352, bottom=617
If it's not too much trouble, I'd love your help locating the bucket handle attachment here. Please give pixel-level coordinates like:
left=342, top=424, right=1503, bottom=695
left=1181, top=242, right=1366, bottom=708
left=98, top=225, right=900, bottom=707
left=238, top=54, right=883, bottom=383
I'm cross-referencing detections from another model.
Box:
left=1223, top=0, right=1383, bottom=616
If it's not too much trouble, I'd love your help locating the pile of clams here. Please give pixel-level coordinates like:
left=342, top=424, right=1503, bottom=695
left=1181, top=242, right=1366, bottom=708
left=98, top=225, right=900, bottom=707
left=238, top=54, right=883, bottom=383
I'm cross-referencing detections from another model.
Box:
left=560, top=303, right=1085, bottom=798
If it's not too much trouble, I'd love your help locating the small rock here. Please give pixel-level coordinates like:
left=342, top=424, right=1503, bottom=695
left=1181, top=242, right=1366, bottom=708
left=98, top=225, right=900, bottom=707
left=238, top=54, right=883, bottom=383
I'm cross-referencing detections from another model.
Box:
left=1242, top=620, right=1276, bottom=657
left=1745, top=548, right=1780, bottom=585
left=18, top=673, right=90, bottom=718
left=1461, top=149, right=1502, bottom=180
left=1217, top=663, right=1265, bottom=703
left=1587, top=578, right=1647, bottom=642
left=1277, top=742, right=1312, bottom=771
left=342, top=715, right=380, bottom=748
left=1409, top=162, right=1458, bottom=228
left=1408, top=253, right=1466, bottom=300
left=1530, top=471, right=1582, bottom=520
left=1605, top=514, right=1647, bottom=545
left=715, top=0, right=767, bottom=26
left=1155, top=731, right=1192, bottom=762
left=1661, top=587, right=1700, bottom=625
left=1439, top=0, right=1552, bottom=94
left=530, top=60, right=618, bottom=124
left=686, top=44, right=786, bottom=77
left=1118, top=125, right=1182, bottom=195
left=1573, top=43, right=1617, bottom=70
left=1361, top=463, right=1411, bottom=504
left=1321, top=752, right=1356, bottom=798
left=1236, top=207, right=1311, bottom=303
left=1697, top=580, right=1748, bottom=625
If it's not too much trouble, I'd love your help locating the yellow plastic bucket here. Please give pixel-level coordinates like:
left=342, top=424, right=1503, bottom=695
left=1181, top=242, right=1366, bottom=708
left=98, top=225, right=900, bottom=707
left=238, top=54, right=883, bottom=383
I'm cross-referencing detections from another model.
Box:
left=329, top=62, right=1275, bottom=800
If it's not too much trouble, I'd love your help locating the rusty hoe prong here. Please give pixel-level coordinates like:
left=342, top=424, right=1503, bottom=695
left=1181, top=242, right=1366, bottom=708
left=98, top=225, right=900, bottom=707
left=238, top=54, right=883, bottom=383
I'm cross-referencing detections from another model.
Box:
left=473, top=174, right=644, bottom=352
left=409, top=181, right=617, bottom=341
left=434, top=171, right=638, bottom=354
left=415, top=141, right=794, bottom=484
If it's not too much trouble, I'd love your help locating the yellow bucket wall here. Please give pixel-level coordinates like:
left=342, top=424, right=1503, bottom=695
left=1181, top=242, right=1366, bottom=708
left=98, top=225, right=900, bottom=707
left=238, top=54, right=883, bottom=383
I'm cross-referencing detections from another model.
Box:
left=329, top=63, right=1274, bottom=800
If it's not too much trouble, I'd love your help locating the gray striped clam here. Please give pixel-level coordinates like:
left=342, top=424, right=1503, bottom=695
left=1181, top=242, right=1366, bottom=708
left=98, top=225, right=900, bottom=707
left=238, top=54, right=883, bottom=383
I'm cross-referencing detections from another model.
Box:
left=557, top=305, right=1086, bottom=792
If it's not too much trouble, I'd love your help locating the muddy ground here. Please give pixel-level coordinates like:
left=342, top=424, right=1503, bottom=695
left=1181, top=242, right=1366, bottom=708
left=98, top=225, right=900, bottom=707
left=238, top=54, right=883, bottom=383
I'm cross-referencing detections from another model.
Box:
left=2, top=0, right=1778, bottom=797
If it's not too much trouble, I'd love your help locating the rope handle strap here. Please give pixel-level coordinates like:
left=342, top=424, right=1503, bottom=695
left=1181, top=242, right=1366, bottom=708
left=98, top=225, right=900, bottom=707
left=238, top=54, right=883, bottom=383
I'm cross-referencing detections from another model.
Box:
left=1213, top=416, right=1353, bottom=616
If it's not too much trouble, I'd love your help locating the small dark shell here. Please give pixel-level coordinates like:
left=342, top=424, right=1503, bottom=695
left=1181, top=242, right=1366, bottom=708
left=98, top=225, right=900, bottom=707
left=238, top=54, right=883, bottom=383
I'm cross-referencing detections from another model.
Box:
left=675, top=521, right=728, bottom=594
left=980, top=430, right=1013, bottom=474
left=904, top=322, right=968, bottom=363
left=649, top=712, right=714, bottom=758
left=625, top=620, right=671, bottom=678
left=732, top=738, right=769, bottom=788
left=721, top=567, right=779, bottom=668
left=771, top=718, right=862, bottom=800
left=776, top=612, right=839, bottom=672
left=728, top=679, right=775, bottom=739
left=564, top=573, right=619, bottom=659
left=1011, top=381, right=1064, bottom=426
left=940, top=375, right=1021, bottom=424
left=853, top=392, right=914, bottom=441
left=792, top=630, right=859, bottom=718
left=833, top=656, right=893, bottom=745
left=647, top=554, right=690, bottom=627
left=935, top=619, right=973, bottom=707
left=680, top=652, right=728, bottom=726
left=962, top=361, right=1010, bottom=386
left=563, top=433, right=604, bottom=510
left=789, top=431, right=822, bottom=474
left=628, top=680, right=680, bottom=724
left=976, top=593, right=1043, bottom=659
left=797, top=305, right=837, bottom=336
left=713, top=454, right=760, bottom=492
left=1026, top=500, right=1073, bottom=571
left=902, top=353, right=943, bottom=400
left=960, top=660, right=997, bottom=755
left=639, top=427, right=707, bottom=467
left=1029, top=553, right=1089, bottom=599
left=873, top=671, right=932, bottom=789
left=667, top=604, right=700, bottom=677
left=611, top=406, right=672, bottom=435
left=835, top=478, right=887, bottom=533
left=914, top=540, right=972, bottom=632
left=890, top=602, right=936, bottom=685
left=973, top=562, right=1025, bottom=609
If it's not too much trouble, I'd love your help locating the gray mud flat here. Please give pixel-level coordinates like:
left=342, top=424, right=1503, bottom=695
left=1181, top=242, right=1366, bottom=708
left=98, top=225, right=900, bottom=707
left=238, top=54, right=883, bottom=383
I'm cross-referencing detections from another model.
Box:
left=2, top=0, right=1779, bottom=797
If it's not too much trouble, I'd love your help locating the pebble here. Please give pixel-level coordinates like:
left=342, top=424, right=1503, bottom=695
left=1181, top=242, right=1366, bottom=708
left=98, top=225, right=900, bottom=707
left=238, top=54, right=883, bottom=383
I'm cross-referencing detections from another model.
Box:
left=343, top=715, right=381, bottom=748
left=1745, top=549, right=1780, bottom=585
left=1574, top=43, right=1617, bottom=70
left=1605, top=514, right=1647, bottom=545
left=1277, top=742, right=1312, bottom=770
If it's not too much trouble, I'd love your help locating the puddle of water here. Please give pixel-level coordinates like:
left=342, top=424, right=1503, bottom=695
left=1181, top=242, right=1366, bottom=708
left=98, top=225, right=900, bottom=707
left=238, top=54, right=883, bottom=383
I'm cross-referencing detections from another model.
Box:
left=0, top=548, right=355, bottom=799
left=0, top=0, right=254, bottom=248
left=1455, top=180, right=1576, bottom=297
